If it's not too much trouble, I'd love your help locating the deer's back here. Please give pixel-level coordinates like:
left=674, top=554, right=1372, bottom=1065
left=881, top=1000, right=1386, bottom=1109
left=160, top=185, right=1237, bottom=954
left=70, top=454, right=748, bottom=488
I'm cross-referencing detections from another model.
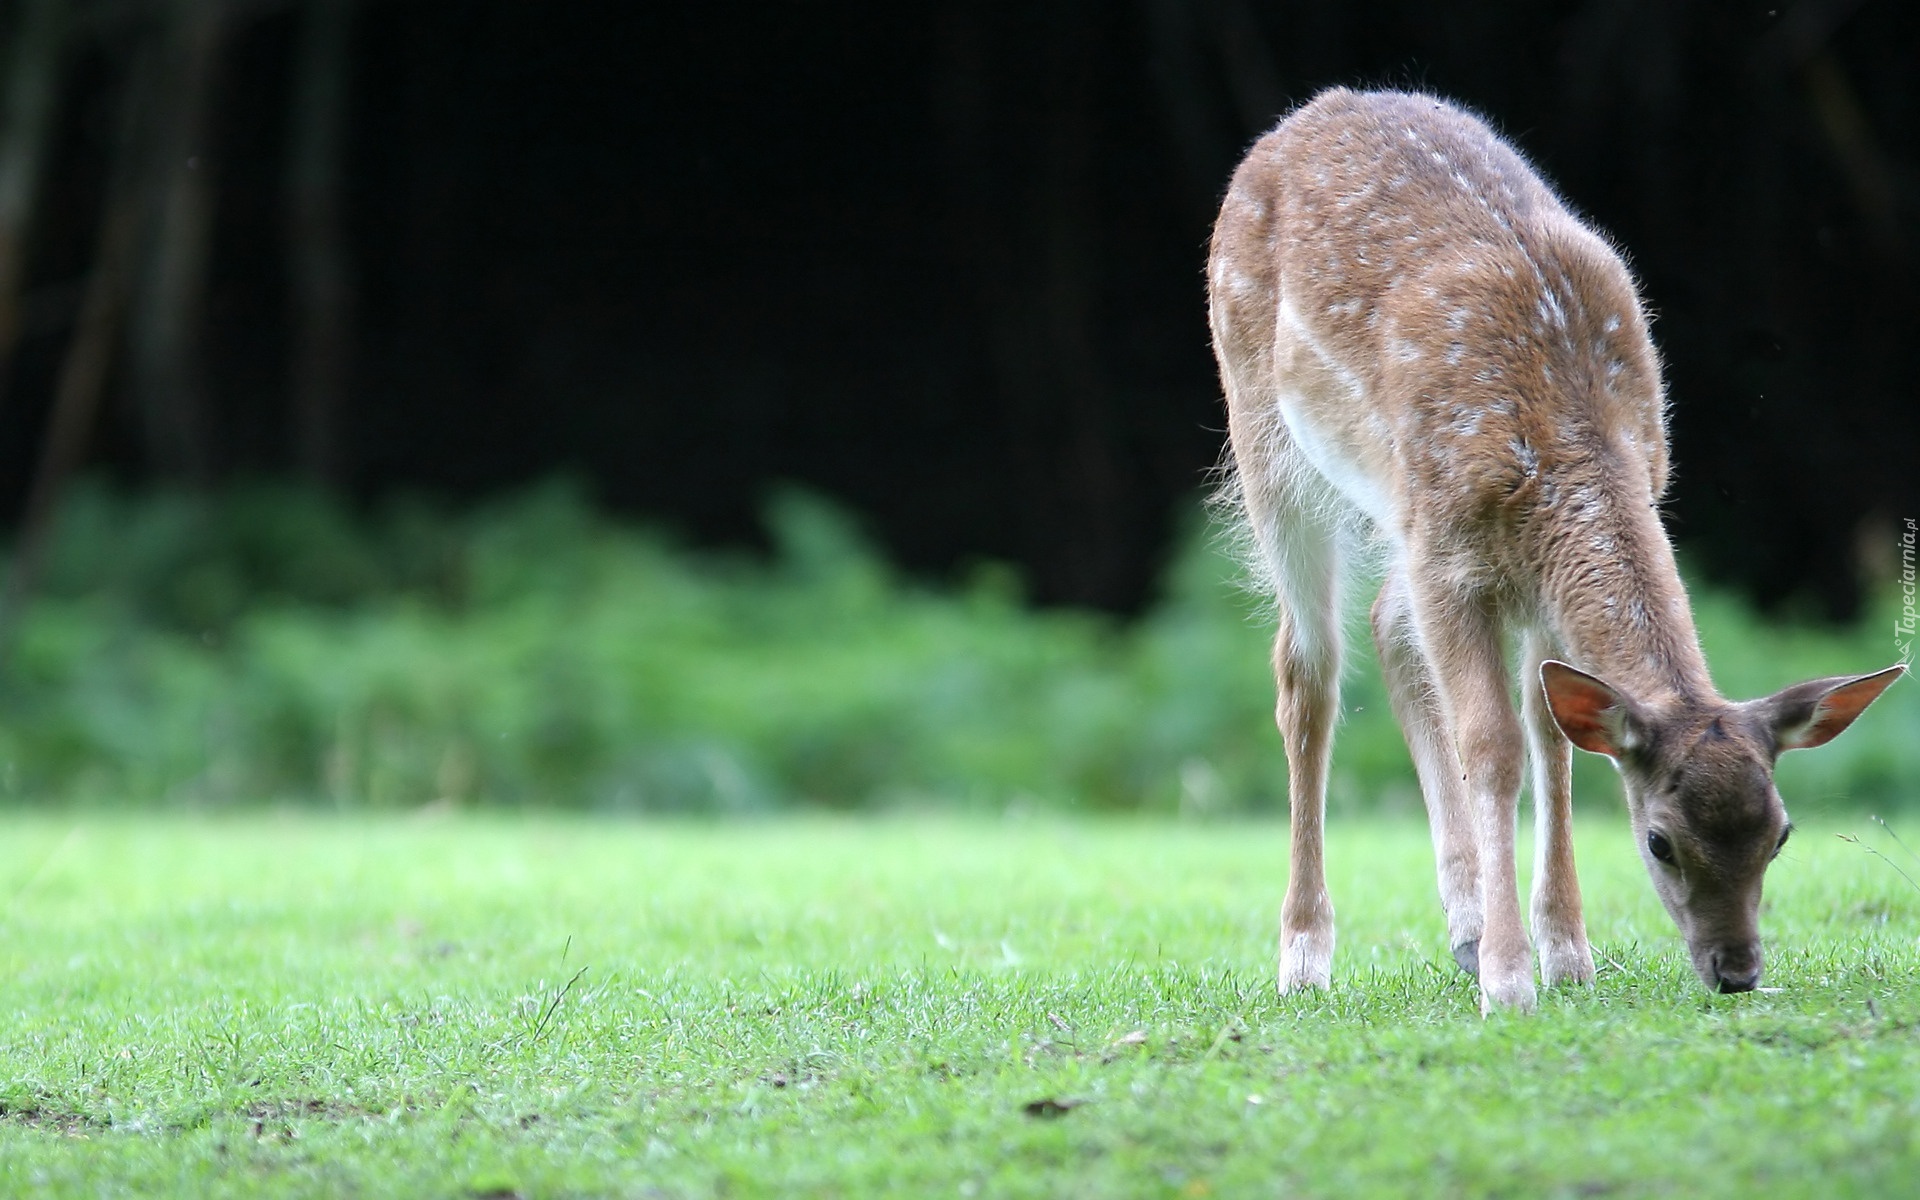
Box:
left=1211, top=89, right=1669, bottom=552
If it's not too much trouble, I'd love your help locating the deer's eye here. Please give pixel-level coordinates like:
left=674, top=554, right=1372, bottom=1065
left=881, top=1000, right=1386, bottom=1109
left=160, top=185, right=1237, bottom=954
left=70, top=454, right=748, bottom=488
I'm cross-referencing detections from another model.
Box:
left=1772, top=827, right=1791, bottom=860
left=1647, top=831, right=1676, bottom=864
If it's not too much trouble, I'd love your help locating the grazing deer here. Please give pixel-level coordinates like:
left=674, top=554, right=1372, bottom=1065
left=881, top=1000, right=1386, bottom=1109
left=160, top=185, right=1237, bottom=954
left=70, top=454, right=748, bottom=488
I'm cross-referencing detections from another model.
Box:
left=1208, top=88, right=1904, bottom=1013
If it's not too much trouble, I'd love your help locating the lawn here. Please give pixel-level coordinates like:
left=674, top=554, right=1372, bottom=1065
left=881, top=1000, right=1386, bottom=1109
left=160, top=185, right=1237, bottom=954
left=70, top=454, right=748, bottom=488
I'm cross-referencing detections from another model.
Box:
left=2, top=813, right=1918, bottom=1197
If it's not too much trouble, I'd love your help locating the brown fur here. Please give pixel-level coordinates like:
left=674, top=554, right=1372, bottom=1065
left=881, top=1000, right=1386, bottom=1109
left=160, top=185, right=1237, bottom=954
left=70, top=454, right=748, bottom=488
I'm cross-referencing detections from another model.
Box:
left=1210, top=88, right=1903, bottom=1012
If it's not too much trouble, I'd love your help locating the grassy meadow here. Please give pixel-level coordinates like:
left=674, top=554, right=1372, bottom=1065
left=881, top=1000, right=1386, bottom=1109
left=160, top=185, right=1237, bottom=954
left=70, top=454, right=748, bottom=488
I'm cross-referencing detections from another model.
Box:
left=1, top=482, right=1915, bottom=1195
left=3, top=814, right=1919, bottom=1196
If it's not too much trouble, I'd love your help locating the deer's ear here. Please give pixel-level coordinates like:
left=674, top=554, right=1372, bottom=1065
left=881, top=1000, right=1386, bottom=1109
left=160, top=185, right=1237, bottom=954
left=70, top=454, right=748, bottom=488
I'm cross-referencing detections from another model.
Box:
left=1762, top=664, right=1906, bottom=751
left=1540, top=660, right=1645, bottom=758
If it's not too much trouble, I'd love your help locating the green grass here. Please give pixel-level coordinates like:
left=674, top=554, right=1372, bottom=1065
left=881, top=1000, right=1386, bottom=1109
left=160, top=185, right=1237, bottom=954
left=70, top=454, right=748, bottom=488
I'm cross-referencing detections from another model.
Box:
left=4, top=813, right=1919, bottom=1196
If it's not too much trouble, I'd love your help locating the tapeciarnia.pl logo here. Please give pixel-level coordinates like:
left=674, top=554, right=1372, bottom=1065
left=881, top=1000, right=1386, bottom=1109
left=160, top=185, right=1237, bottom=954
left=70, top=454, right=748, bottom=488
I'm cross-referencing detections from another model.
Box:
left=1898, top=517, right=1916, bottom=668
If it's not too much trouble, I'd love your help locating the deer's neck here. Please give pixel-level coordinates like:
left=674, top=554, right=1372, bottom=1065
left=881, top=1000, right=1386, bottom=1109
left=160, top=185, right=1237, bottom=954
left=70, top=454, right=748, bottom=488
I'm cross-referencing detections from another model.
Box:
left=1536, top=481, right=1715, bottom=706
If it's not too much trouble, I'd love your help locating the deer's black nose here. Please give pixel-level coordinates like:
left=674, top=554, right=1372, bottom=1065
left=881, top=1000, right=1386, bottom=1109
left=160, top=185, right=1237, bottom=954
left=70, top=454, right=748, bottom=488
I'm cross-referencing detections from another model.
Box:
left=1712, top=946, right=1762, bottom=994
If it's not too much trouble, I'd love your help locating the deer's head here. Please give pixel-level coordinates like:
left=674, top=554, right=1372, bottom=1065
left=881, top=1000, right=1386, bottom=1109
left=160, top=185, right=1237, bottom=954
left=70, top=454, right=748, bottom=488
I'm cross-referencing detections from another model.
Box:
left=1540, top=660, right=1904, bottom=993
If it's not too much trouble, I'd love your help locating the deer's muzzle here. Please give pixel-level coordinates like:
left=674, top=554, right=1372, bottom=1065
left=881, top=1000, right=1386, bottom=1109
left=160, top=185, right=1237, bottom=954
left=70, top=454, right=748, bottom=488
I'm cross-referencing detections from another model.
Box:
left=1700, top=940, right=1762, bottom=994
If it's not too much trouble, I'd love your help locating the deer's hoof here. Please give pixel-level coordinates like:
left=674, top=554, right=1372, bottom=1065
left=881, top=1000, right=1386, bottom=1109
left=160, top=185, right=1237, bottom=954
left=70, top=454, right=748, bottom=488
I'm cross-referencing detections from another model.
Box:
left=1451, top=938, right=1480, bottom=978
left=1538, top=939, right=1596, bottom=987
left=1278, top=929, right=1333, bottom=994
left=1479, top=973, right=1539, bottom=1015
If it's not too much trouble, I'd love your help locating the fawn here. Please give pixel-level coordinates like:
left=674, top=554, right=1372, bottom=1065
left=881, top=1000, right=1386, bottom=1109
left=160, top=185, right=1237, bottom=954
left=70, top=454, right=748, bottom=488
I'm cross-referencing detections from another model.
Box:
left=1208, top=88, right=1903, bottom=1013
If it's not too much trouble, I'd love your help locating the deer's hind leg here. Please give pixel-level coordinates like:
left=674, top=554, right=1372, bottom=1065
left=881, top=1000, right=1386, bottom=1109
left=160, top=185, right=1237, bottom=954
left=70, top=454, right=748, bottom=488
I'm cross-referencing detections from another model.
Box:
left=1228, top=415, right=1344, bottom=994
left=1371, top=566, right=1483, bottom=975
left=1267, top=514, right=1343, bottom=993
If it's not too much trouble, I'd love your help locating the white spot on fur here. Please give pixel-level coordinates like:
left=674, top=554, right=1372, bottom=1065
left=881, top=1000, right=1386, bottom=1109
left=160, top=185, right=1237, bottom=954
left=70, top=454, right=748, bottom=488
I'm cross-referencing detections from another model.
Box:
left=1567, top=485, right=1602, bottom=524
left=1535, top=288, right=1569, bottom=331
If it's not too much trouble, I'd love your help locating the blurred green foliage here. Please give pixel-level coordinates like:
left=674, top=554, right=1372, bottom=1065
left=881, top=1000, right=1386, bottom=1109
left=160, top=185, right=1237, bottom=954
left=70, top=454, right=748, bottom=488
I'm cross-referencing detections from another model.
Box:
left=0, top=480, right=1910, bottom=812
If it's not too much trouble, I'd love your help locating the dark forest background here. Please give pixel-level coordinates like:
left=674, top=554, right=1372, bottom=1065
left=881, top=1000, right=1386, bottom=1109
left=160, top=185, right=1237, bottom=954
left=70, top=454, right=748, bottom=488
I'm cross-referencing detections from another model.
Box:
left=0, top=0, right=1915, bottom=619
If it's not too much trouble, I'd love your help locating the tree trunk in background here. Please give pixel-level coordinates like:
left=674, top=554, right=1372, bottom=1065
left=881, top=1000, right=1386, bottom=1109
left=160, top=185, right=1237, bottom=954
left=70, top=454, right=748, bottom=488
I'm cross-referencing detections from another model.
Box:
left=129, top=0, right=224, bottom=484
left=286, top=0, right=354, bottom=487
left=0, top=0, right=68, bottom=415
left=0, top=45, right=155, bottom=670
left=1035, top=0, right=1123, bottom=608
left=1137, top=0, right=1231, bottom=221
left=1203, top=0, right=1285, bottom=135
left=936, top=0, right=1127, bottom=608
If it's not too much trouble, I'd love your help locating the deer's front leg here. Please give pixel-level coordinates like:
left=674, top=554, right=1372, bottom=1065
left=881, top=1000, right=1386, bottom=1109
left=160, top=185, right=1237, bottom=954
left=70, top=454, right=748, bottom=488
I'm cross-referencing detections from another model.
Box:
left=1413, top=587, right=1535, bottom=1014
left=1522, top=629, right=1595, bottom=986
